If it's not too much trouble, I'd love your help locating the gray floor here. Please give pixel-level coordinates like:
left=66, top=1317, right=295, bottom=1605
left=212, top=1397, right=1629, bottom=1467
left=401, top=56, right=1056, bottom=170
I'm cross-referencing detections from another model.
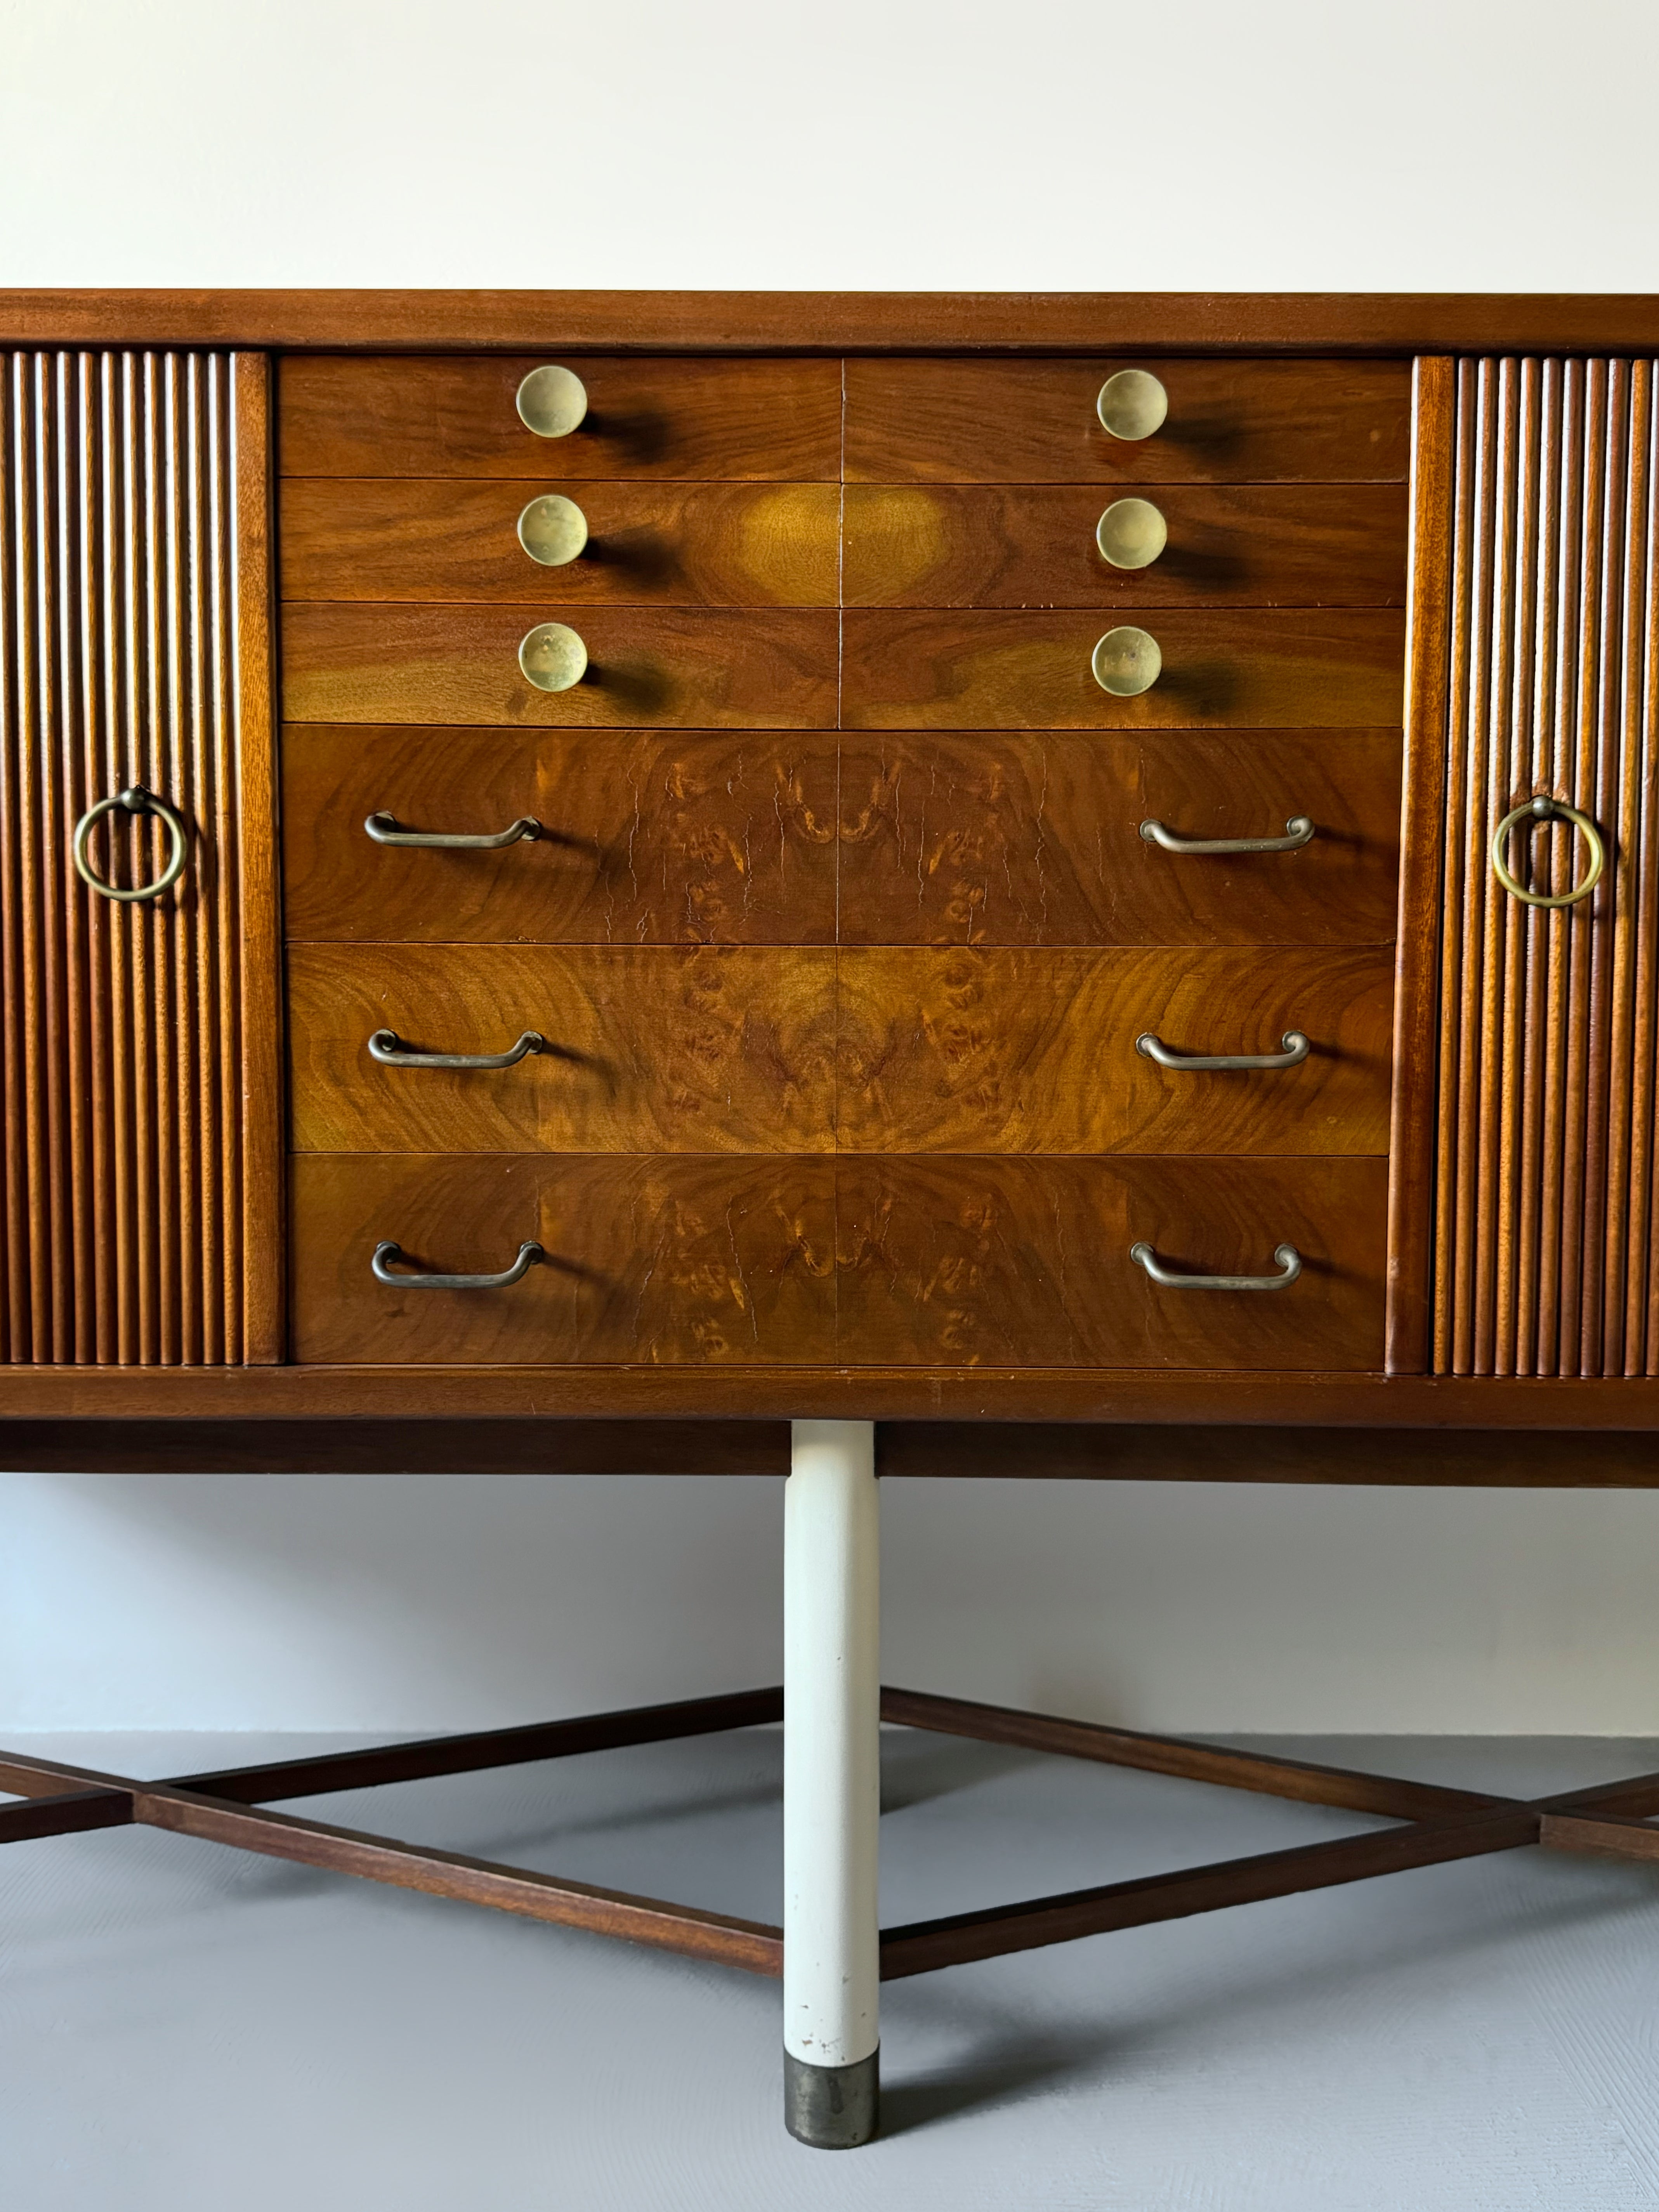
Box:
left=5, top=1728, right=1659, bottom=2209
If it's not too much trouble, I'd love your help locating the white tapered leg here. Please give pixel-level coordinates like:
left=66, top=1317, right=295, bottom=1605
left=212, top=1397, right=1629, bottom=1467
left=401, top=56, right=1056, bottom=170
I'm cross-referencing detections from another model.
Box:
left=783, top=1418, right=880, bottom=2147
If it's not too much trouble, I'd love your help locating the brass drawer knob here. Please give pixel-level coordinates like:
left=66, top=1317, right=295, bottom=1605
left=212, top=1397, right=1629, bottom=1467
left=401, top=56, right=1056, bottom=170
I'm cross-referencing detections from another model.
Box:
left=519, top=621, right=588, bottom=692
left=517, top=493, right=589, bottom=567
left=373, top=1240, right=544, bottom=1291
left=1092, top=625, right=1161, bottom=697
left=1096, top=497, right=1168, bottom=571
left=1130, top=1241, right=1302, bottom=1291
left=1097, top=369, right=1168, bottom=442
left=516, top=365, right=588, bottom=439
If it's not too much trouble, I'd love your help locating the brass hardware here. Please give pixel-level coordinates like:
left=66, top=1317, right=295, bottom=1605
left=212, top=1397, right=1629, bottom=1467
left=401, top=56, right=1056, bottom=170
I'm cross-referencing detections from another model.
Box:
left=517, top=493, right=589, bottom=567
left=71, top=786, right=189, bottom=903
left=1137, top=1029, right=1310, bottom=1071
left=364, top=812, right=541, bottom=849
left=372, top=1240, right=544, bottom=1290
left=515, top=365, right=588, bottom=439
left=1130, top=1240, right=1302, bottom=1290
left=519, top=621, right=588, bottom=692
left=1092, top=626, right=1161, bottom=697
left=1096, top=496, right=1168, bottom=570
left=1140, top=815, right=1315, bottom=855
left=368, top=1029, right=545, bottom=1069
left=1491, top=794, right=1605, bottom=909
left=1096, top=370, right=1169, bottom=442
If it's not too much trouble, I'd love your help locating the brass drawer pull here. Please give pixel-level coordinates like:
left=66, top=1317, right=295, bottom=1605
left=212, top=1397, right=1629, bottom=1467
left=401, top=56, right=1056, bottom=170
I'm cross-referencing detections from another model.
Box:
left=1491, top=794, right=1605, bottom=909
left=1140, top=815, right=1315, bottom=856
left=368, top=1029, right=545, bottom=1069
left=1131, top=1240, right=1302, bottom=1291
left=364, top=812, right=542, bottom=849
left=517, top=493, right=589, bottom=567
left=1097, top=370, right=1168, bottom=441
left=1096, top=497, right=1168, bottom=570
left=519, top=621, right=588, bottom=692
left=1137, top=1029, right=1310, bottom=1071
left=515, top=365, right=588, bottom=438
left=72, top=786, right=189, bottom=902
left=1092, top=626, right=1161, bottom=697
left=373, top=1239, right=544, bottom=1290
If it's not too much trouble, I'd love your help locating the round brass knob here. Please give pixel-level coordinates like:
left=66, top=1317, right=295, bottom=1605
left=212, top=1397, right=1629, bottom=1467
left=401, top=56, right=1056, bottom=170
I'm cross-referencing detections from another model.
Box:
left=515, top=365, right=589, bottom=439
left=517, top=493, right=589, bottom=567
left=1096, top=369, right=1168, bottom=442
left=518, top=621, right=588, bottom=692
left=1096, top=497, right=1168, bottom=571
left=1092, top=626, right=1162, bottom=697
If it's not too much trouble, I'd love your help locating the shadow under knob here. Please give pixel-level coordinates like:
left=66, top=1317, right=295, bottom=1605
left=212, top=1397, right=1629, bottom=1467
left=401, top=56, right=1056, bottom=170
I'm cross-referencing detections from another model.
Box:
left=1096, top=369, right=1168, bottom=442
left=519, top=621, right=588, bottom=691
left=1092, top=625, right=1162, bottom=696
left=1096, top=496, right=1168, bottom=570
left=517, top=493, right=589, bottom=566
left=516, top=364, right=589, bottom=438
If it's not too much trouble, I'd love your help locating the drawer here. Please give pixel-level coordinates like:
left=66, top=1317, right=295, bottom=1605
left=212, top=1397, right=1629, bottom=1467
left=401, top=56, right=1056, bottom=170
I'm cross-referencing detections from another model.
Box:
left=843, top=484, right=1407, bottom=609
left=840, top=610, right=1405, bottom=729
left=288, top=946, right=836, bottom=1153
left=282, top=727, right=839, bottom=946
left=844, top=359, right=1411, bottom=484
left=836, top=732, right=1402, bottom=946
left=835, top=1155, right=1387, bottom=1369
left=281, top=604, right=840, bottom=728
left=279, top=356, right=843, bottom=481
left=281, top=481, right=841, bottom=606
left=838, top=947, right=1393, bottom=1154
left=290, top=1152, right=837, bottom=1364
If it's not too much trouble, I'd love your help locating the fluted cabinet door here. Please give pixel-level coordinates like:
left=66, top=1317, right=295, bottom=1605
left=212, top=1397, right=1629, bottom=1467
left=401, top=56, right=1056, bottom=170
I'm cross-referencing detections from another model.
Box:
left=1391, top=355, right=1659, bottom=1377
left=0, top=350, right=281, bottom=1364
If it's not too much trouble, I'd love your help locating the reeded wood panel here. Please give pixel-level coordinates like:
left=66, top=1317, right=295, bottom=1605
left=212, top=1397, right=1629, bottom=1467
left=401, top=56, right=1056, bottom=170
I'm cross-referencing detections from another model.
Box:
left=1427, top=357, right=1659, bottom=1376
left=0, top=350, right=280, bottom=1365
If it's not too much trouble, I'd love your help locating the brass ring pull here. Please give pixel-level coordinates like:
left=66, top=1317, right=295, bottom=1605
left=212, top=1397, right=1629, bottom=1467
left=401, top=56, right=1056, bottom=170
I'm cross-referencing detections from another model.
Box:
left=1491, top=795, right=1605, bottom=909
left=72, top=786, right=189, bottom=902
left=365, top=812, right=542, bottom=849
left=368, top=1029, right=545, bottom=1069
left=373, top=1240, right=544, bottom=1290
left=1130, top=1240, right=1302, bottom=1291
left=1137, top=1030, right=1310, bottom=1071
left=1140, top=815, right=1315, bottom=856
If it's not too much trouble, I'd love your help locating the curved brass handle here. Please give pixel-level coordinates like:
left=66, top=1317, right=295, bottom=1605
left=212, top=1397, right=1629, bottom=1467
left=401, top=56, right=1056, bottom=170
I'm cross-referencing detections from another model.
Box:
left=1130, top=1240, right=1302, bottom=1291
left=365, top=812, right=542, bottom=849
left=373, top=1240, right=544, bottom=1290
left=1140, top=815, right=1315, bottom=856
left=368, top=1029, right=545, bottom=1069
left=1137, top=1029, right=1310, bottom=1071
left=72, top=786, right=189, bottom=902
left=1491, top=795, right=1605, bottom=909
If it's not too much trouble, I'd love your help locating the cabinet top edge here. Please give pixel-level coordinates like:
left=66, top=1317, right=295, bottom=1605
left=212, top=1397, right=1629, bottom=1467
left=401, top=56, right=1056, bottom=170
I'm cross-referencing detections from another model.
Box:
left=3, top=291, right=1659, bottom=354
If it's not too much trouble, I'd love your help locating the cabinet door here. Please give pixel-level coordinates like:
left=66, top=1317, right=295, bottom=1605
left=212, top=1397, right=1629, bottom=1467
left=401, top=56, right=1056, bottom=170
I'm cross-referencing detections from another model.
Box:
left=0, top=350, right=281, bottom=1363
left=1391, top=356, right=1659, bottom=1376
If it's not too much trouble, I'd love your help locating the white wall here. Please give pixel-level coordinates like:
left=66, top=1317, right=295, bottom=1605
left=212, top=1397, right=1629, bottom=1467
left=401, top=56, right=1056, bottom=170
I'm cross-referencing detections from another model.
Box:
left=4, top=0, right=1659, bottom=1737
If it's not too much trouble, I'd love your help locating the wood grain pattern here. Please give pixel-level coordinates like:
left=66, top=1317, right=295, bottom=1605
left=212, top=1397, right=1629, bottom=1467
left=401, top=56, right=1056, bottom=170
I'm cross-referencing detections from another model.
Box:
left=836, top=731, right=1402, bottom=946
left=843, top=483, right=1407, bottom=608
left=287, top=945, right=837, bottom=1153
left=281, top=726, right=840, bottom=946
left=840, top=609, right=1406, bottom=729
left=837, top=947, right=1393, bottom=1154
left=0, top=349, right=278, bottom=1365
left=835, top=1155, right=1387, bottom=1369
left=289, top=1152, right=837, bottom=1365
left=281, top=603, right=839, bottom=728
left=1430, top=358, right=1659, bottom=1377
left=281, top=479, right=841, bottom=606
left=278, top=356, right=842, bottom=480
left=844, top=359, right=1411, bottom=484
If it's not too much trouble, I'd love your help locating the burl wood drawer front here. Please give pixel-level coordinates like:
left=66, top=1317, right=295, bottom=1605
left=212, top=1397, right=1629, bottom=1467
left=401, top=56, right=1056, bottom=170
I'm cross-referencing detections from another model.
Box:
left=836, top=732, right=1401, bottom=946
left=843, top=360, right=1411, bottom=484
left=836, top=1155, right=1387, bottom=1369
left=290, top=1153, right=836, bottom=1365
left=838, top=948, right=1393, bottom=1154
left=279, top=357, right=843, bottom=481
left=840, top=610, right=1405, bottom=729
left=282, top=605, right=839, bottom=729
left=287, top=946, right=836, bottom=1154
left=281, top=481, right=841, bottom=607
left=843, top=485, right=1407, bottom=609
left=282, top=728, right=839, bottom=946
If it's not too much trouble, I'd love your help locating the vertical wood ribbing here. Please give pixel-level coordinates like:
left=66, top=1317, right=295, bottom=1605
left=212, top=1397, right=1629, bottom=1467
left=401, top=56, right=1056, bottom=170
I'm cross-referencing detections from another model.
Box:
left=0, top=349, right=275, bottom=1364
left=1431, top=357, right=1659, bottom=1376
